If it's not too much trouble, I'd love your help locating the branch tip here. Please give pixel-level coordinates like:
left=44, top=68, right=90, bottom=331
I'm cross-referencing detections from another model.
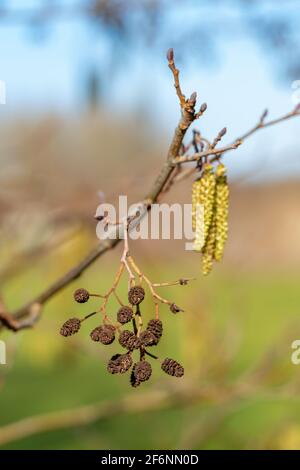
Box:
left=166, top=48, right=174, bottom=62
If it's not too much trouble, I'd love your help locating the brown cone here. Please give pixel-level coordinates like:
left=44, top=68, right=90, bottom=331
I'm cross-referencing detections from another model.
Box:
left=128, top=286, right=145, bottom=305
left=90, top=324, right=115, bottom=345
left=119, top=330, right=141, bottom=351
left=139, top=329, right=157, bottom=347
left=107, top=353, right=132, bottom=374
left=60, top=318, right=81, bottom=337
left=161, top=358, right=184, bottom=378
left=117, top=306, right=133, bottom=324
left=147, top=319, right=163, bottom=343
left=130, top=369, right=141, bottom=388
left=74, top=288, right=90, bottom=303
left=133, top=360, right=152, bottom=383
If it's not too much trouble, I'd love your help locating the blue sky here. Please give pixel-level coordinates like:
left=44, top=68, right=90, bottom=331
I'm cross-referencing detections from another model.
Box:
left=0, top=0, right=299, bottom=179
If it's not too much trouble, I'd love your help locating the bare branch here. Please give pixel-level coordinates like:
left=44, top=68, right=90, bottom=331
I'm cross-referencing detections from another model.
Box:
left=236, top=106, right=300, bottom=143
left=0, top=380, right=254, bottom=448
left=0, top=48, right=198, bottom=333
left=173, top=140, right=242, bottom=164
left=0, top=298, right=41, bottom=332
left=1, top=53, right=299, bottom=333
left=167, top=48, right=186, bottom=108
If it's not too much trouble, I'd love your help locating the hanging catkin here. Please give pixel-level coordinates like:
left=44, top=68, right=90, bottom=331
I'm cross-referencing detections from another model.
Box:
left=191, top=179, right=201, bottom=232
left=214, top=163, right=229, bottom=262
left=192, top=164, right=216, bottom=252
left=201, top=212, right=217, bottom=275
left=200, top=164, right=216, bottom=241
left=192, top=179, right=203, bottom=251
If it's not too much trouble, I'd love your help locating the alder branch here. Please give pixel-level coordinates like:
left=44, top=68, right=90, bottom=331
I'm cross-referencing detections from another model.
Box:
left=0, top=53, right=299, bottom=333
left=0, top=48, right=201, bottom=332
left=172, top=104, right=300, bottom=184
left=210, top=105, right=300, bottom=163
left=0, top=380, right=258, bottom=448
left=172, top=140, right=242, bottom=164
left=237, top=105, right=300, bottom=142
left=1, top=324, right=297, bottom=447
left=0, top=336, right=298, bottom=449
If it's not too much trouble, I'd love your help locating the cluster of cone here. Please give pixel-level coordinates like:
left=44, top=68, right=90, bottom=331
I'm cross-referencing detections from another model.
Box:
left=192, top=162, right=229, bottom=275
left=60, top=286, right=184, bottom=387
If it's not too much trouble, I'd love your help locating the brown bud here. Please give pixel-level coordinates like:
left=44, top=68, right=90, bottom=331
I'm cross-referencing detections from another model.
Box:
left=260, top=108, right=269, bottom=122
left=167, top=47, right=174, bottom=61
left=200, top=102, right=207, bottom=113
left=295, top=103, right=300, bottom=113
left=170, top=303, right=184, bottom=314
left=60, top=318, right=81, bottom=337
left=219, top=127, right=227, bottom=137
left=74, top=288, right=89, bottom=303
left=189, top=91, right=197, bottom=103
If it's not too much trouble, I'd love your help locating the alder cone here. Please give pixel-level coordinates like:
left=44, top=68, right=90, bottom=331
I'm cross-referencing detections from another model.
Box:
left=146, top=319, right=163, bottom=343
left=107, top=353, right=132, bottom=374
left=132, top=361, right=152, bottom=383
left=74, top=288, right=89, bottom=303
left=161, top=358, right=184, bottom=378
left=119, top=330, right=141, bottom=351
left=90, top=324, right=115, bottom=345
left=60, top=318, right=81, bottom=337
left=130, top=369, right=141, bottom=388
left=139, top=330, right=157, bottom=347
left=128, top=286, right=145, bottom=305
left=117, top=306, right=133, bottom=324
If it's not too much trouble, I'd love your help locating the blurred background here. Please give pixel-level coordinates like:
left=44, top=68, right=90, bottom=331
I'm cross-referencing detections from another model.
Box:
left=1, top=0, right=300, bottom=450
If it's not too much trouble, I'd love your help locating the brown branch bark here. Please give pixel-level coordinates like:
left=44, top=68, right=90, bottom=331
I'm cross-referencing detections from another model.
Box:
left=1, top=52, right=299, bottom=333
left=0, top=49, right=200, bottom=332
left=0, top=381, right=252, bottom=448
left=0, top=324, right=296, bottom=447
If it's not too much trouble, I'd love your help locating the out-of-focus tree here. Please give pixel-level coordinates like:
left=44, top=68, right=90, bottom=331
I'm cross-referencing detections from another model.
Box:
left=0, top=0, right=299, bottom=104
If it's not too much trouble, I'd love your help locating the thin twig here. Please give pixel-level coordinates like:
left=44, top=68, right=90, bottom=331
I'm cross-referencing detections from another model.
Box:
left=0, top=48, right=198, bottom=333
left=0, top=54, right=299, bottom=333
left=173, top=140, right=242, bottom=164
left=0, top=381, right=253, bottom=448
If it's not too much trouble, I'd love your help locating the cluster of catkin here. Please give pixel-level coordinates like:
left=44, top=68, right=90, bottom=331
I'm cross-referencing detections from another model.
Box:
left=59, top=286, right=184, bottom=388
left=192, top=162, right=229, bottom=275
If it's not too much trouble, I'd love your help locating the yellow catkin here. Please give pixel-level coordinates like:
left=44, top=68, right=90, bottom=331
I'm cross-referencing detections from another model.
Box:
left=192, top=180, right=204, bottom=251
left=214, top=163, right=229, bottom=262
left=201, top=212, right=216, bottom=275
left=193, top=204, right=205, bottom=251
left=191, top=179, right=201, bottom=232
left=199, top=164, right=216, bottom=243
left=192, top=165, right=216, bottom=253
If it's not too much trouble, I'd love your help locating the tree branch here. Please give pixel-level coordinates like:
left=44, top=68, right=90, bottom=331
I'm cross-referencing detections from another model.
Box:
left=173, top=140, right=242, bottom=164
left=0, top=380, right=254, bottom=448
left=1, top=53, right=299, bottom=333
left=0, top=48, right=200, bottom=332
